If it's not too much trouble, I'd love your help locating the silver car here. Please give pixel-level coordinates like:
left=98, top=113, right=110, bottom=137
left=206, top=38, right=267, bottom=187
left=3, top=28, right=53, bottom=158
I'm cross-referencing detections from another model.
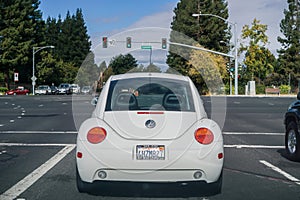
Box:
left=35, top=85, right=51, bottom=95
left=58, top=83, right=71, bottom=95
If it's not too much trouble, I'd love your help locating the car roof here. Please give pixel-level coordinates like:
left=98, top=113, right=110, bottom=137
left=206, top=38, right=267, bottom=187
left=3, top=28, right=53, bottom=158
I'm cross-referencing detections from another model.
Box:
left=110, top=72, right=190, bottom=82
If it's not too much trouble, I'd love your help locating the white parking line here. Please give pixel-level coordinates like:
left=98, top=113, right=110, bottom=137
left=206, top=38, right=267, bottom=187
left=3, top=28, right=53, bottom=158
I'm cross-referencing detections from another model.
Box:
left=224, top=145, right=284, bottom=149
left=223, top=132, right=284, bottom=136
left=0, top=144, right=75, bottom=200
left=0, top=150, right=7, bottom=155
left=0, top=143, right=75, bottom=147
left=260, top=160, right=300, bottom=186
left=0, top=131, right=77, bottom=134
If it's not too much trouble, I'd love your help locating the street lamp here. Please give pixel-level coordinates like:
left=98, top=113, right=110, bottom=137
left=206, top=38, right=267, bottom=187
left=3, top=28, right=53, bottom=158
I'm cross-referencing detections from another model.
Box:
left=32, top=45, right=54, bottom=95
left=192, top=13, right=238, bottom=95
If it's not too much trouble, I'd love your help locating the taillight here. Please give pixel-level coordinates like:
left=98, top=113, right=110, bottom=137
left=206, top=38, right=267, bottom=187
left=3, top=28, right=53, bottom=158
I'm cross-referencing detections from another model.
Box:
left=77, top=152, right=83, bottom=158
left=87, top=127, right=107, bottom=144
left=194, top=128, right=214, bottom=144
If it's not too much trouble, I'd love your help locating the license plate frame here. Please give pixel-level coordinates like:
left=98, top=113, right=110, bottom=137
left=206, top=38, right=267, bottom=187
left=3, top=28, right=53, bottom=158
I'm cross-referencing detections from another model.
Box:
left=136, top=145, right=165, bottom=160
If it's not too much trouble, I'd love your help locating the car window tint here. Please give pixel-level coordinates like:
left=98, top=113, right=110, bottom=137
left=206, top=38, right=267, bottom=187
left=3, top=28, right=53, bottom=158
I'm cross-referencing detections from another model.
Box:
left=105, top=77, right=195, bottom=112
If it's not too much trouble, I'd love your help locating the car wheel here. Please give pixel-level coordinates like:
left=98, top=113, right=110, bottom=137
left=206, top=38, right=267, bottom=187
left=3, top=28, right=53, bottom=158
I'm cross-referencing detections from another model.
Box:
left=76, top=167, right=91, bottom=193
left=285, top=121, right=300, bottom=161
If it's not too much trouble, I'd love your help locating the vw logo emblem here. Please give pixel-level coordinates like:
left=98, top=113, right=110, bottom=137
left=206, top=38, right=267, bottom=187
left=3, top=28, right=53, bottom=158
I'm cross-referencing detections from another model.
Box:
left=145, top=119, right=156, bottom=129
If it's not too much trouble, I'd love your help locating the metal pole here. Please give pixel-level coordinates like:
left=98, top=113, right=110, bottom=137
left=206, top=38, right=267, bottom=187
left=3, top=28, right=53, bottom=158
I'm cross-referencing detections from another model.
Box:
left=32, top=46, right=54, bottom=95
left=230, top=73, right=232, bottom=95
left=192, top=13, right=239, bottom=95
left=150, top=47, right=152, bottom=64
left=234, top=23, right=238, bottom=95
left=32, top=48, right=35, bottom=95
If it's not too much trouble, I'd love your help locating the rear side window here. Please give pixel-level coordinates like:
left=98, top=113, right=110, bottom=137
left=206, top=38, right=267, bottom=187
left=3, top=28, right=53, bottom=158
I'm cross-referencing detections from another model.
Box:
left=105, top=77, right=195, bottom=112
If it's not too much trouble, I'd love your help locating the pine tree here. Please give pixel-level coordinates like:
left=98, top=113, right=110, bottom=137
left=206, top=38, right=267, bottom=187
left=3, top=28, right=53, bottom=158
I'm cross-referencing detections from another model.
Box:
left=57, top=9, right=91, bottom=68
left=43, top=9, right=92, bottom=84
left=277, top=0, right=300, bottom=89
left=166, top=0, right=230, bottom=92
left=110, top=54, right=138, bottom=75
left=0, top=0, right=44, bottom=87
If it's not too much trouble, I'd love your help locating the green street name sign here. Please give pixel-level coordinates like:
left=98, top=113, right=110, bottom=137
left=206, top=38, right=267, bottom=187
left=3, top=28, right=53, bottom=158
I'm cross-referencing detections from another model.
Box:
left=141, top=45, right=152, bottom=50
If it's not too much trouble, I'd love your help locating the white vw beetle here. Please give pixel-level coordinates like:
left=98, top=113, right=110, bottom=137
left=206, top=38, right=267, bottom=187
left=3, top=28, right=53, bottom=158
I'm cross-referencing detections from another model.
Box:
left=76, top=72, right=224, bottom=196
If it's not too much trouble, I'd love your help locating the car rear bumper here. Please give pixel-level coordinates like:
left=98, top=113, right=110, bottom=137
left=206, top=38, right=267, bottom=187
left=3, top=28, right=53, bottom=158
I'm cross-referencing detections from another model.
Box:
left=76, top=140, right=223, bottom=183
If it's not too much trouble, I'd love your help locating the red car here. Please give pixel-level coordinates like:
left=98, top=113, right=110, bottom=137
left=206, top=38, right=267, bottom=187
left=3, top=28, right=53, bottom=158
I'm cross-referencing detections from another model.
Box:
left=6, top=86, right=30, bottom=95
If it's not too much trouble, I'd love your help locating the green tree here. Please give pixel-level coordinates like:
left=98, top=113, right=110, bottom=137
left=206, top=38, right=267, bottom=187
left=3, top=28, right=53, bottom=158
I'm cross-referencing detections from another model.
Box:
left=129, top=64, right=144, bottom=73
left=44, top=16, right=62, bottom=59
left=188, top=44, right=227, bottom=94
left=110, top=54, right=138, bottom=75
left=239, top=18, right=275, bottom=84
left=36, top=52, right=59, bottom=85
left=167, top=0, right=230, bottom=92
left=42, top=8, right=92, bottom=84
left=0, top=0, right=44, bottom=88
left=55, top=9, right=91, bottom=68
left=75, top=52, right=99, bottom=87
left=277, top=0, right=300, bottom=90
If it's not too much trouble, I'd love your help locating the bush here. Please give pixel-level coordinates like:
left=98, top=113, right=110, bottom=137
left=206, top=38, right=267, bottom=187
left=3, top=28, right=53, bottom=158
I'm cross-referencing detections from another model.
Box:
left=256, top=84, right=265, bottom=94
left=279, top=85, right=291, bottom=94
left=0, top=87, right=8, bottom=93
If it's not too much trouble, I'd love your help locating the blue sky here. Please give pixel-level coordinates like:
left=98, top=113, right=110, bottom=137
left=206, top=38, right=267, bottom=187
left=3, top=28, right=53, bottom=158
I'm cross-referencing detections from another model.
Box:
left=39, top=0, right=288, bottom=64
left=40, top=0, right=177, bottom=35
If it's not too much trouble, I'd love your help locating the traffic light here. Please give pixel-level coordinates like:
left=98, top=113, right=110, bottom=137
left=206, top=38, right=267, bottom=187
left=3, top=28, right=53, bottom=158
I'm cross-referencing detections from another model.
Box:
left=162, top=38, right=167, bottom=49
left=102, top=37, right=107, bottom=48
left=126, top=37, right=131, bottom=48
left=230, top=60, right=235, bottom=72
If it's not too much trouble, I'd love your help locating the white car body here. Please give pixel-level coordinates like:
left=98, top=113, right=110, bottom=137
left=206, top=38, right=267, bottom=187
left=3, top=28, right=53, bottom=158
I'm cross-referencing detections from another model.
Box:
left=76, top=73, right=224, bottom=195
left=81, top=86, right=91, bottom=94
left=58, top=83, right=71, bottom=95
left=35, top=85, right=51, bottom=95
left=70, top=84, right=80, bottom=94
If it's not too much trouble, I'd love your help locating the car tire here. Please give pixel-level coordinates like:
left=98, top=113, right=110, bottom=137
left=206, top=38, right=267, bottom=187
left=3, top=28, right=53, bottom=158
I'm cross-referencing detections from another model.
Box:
left=76, top=167, right=92, bottom=193
left=285, top=121, right=300, bottom=161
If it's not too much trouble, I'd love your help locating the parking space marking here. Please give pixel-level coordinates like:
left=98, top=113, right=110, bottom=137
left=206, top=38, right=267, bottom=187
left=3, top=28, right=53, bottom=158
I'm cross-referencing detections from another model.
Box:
left=223, top=132, right=284, bottom=136
left=0, top=144, right=75, bottom=200
left=0, top=150, right=7, bottom=155
left=0, top=131, right=77, bottom=134
left=260, top=160, right=300, bottom=186
left=0, top=143, right=75, bottom=147
left=225, top=145, right=284, bottom=149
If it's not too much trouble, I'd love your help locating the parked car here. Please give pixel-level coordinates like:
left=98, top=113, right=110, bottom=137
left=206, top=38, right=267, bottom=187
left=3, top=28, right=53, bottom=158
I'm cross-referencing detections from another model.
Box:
left=81, top=86, right=91, bottom=95
left=50, top=85, right=58, bottom=95
left=70, top=84, right=80, bottom=94
left=284, top=92, right=300, bottom=161
left=35, top=85, right=51, bottom=95
left=5, top=86, right=30, bottom=95
left=57, top=83, right=71, bottom=95
left=76, top=73, right=224, bottom=195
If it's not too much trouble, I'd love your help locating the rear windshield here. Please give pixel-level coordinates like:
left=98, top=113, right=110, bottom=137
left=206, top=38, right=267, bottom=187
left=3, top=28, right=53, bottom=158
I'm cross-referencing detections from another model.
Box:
left=105, top=77, right=195, bottom=112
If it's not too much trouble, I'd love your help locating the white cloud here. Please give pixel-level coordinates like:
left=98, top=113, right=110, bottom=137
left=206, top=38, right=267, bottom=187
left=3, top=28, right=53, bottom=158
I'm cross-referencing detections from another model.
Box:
left=128, top=11, right=174, bottom=29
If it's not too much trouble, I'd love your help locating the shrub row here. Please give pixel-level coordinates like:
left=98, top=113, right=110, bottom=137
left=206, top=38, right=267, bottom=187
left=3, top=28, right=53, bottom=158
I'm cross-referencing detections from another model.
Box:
left=0, top=87, right=8, bottom=93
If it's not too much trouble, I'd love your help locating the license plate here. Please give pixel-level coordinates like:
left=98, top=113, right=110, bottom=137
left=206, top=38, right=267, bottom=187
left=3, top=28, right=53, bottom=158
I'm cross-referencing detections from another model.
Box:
left=136, top=145, right=165, bottom=160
